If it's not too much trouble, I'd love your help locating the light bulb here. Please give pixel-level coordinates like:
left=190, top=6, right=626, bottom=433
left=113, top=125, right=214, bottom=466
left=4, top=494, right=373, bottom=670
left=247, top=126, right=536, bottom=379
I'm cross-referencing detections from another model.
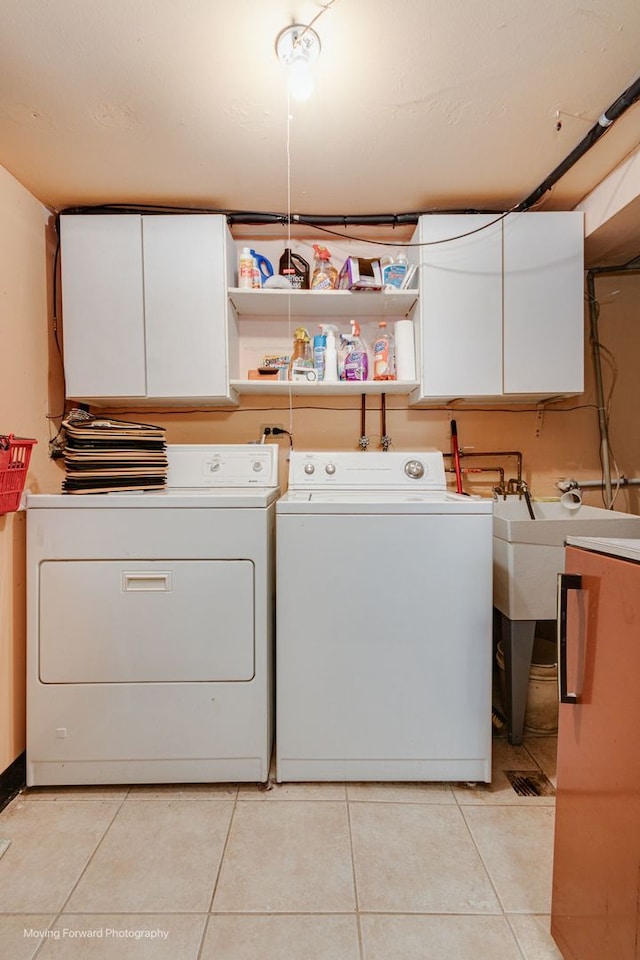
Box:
left=276, top=25, right=320, bottom=102
left=288, top=54, right=314, bottom=101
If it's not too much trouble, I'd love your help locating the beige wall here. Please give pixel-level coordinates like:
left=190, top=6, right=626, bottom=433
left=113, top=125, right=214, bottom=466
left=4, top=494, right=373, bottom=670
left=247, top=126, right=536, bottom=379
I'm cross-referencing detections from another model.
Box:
left=0, top=166, right=59, bottom=774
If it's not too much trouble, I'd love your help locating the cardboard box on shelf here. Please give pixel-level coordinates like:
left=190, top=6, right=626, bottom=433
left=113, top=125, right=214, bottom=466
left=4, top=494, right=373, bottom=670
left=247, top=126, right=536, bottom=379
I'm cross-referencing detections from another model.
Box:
left=337, top=257, right=383, bottom=291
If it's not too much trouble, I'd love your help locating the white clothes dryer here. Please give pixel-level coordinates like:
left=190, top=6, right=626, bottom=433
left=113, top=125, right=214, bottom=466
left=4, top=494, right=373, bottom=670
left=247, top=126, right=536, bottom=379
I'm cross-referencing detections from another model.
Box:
left=26, top=444, right=279, bottom=786
left=276, top=450, right=493, bottom=783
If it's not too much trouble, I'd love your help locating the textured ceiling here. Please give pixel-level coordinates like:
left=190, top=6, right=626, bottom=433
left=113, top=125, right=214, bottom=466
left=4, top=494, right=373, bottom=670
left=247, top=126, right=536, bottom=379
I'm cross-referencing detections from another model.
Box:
left=1, top=0, right=640, bottom=260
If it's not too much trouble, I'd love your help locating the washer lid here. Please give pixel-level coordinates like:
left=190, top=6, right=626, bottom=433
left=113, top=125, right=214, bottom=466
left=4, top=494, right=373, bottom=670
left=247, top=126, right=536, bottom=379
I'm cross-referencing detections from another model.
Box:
left=277, top=489, right=492, bottom=514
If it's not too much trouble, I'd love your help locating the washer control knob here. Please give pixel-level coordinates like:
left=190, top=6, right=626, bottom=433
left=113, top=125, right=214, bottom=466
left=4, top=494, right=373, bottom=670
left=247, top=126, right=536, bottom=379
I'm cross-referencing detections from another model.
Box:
left=325, top=463, right=336, bottom=475
left=404, top=459, right=425, bottom=479
left=304, top=463, right=315, bottom=475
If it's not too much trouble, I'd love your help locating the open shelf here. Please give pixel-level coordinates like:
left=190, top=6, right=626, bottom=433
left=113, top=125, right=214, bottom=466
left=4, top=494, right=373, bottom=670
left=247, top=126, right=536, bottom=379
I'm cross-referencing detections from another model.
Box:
left=230, top=379, right=419, bottom=396
left=228, top=288, right=419, bottom=319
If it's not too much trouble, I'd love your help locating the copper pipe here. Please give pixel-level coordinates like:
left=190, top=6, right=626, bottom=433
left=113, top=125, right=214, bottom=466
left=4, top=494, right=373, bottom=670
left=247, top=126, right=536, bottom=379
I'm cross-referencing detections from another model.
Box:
left=443, top=450, right=523, bottom=484
left=380, top=394, right=391, bottom=451
left=445, top=466, right=505, bottom=486
left=359, top=393, right=369, bottom=450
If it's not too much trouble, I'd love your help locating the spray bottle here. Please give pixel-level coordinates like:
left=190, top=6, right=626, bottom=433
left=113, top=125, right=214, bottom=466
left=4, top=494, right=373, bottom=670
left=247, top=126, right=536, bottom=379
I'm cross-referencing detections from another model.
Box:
left=311, top=245, right=338, bottom=290
left=318, top=324, right=338, bottom=382
left=288, top=327, right=315, bottom=382
left=313, top=327, right=327, bottom=381
left=342, top=321, right=369, bottom=381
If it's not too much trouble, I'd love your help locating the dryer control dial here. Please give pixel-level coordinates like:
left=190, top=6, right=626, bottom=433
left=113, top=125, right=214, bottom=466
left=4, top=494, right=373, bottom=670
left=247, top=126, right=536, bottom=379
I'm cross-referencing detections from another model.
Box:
left=304, top=463, right=315, bottom=475
left=325, top=463, right=336, bottom=475
left=404, top=459, right=425, bottom=479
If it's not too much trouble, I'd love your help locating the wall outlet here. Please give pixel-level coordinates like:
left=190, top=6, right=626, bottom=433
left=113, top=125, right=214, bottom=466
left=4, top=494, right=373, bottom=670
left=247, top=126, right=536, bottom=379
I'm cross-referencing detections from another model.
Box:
left=259, top=424, right=285, bottom=437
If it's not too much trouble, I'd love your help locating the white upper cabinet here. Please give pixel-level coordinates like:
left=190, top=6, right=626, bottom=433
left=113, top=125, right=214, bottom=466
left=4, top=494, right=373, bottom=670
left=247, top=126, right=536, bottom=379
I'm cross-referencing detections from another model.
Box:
left=502, top=212, right=584, bottom=395
left=417, top=214, right=504, bottom=398
left=413, top=211, right=584, bottom=403
left=60, top=214, right=235, bottom=405
left=59, top=211, right=583, bottom=408
left=61, top=215, right=146, bottom=399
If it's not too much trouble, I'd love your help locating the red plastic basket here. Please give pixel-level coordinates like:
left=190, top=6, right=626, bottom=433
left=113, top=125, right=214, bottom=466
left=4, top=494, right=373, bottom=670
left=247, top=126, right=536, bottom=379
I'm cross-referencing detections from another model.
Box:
left=0, top=435, right=37, bottom=515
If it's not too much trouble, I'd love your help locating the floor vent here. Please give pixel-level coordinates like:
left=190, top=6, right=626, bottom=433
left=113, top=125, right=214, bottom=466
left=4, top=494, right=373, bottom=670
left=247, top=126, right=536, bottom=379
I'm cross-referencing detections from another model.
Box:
left=505, top=770, right=555, bottom=797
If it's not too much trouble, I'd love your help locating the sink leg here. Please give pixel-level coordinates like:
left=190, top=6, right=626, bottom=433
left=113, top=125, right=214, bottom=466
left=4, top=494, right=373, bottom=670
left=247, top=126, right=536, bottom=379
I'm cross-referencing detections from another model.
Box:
left=500, top=615, right=536, bottom=746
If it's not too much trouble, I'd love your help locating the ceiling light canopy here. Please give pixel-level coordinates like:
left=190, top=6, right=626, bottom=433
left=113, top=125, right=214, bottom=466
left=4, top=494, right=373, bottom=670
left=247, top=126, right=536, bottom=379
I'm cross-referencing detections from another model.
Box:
left=275, top=24, right=321, bottom=102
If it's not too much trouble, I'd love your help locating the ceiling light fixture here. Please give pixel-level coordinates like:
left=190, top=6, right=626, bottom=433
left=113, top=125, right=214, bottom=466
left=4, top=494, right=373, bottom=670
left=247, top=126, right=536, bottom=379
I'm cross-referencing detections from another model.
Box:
left=275, top=24, right=321, bottom=102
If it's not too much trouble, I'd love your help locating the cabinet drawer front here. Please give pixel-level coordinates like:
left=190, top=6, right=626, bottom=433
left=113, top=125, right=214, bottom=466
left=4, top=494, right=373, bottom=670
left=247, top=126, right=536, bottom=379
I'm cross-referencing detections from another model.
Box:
left=39, top=559, right=255, bottom=682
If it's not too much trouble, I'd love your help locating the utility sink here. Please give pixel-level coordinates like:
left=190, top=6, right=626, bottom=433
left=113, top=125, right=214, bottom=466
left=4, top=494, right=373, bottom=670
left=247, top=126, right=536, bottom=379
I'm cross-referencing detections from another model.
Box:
left=493, top=498, right=640, bottom=619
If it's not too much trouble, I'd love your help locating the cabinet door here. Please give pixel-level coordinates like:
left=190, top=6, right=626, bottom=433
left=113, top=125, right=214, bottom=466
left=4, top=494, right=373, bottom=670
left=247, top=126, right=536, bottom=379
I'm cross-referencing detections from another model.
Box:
left=503, top=212, right=584, bottom=395
left=552, top=547, right=640, bottom=960
left=418, top=215, right=503, bottom=398
left=143, top=215, right=229, bottom=398
left=60, top=215, right=146, bottom=398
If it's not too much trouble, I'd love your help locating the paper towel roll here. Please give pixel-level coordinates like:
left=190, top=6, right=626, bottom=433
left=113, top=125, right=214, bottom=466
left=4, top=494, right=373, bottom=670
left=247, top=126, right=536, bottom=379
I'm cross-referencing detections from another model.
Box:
left=394, top=319, right=416, bottom=381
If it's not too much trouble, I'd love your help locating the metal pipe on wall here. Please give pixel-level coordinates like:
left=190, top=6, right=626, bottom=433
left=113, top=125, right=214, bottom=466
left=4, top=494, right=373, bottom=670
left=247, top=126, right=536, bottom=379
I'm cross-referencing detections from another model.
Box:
left=359, top=394, right=369, bottom=450
left=443, top=450, right=523, bottom=484
left=587, top=270, right=614, bottom=506
left=571, top=477, right=640, bottom=489
left=586, top=263, right=640, bottom=509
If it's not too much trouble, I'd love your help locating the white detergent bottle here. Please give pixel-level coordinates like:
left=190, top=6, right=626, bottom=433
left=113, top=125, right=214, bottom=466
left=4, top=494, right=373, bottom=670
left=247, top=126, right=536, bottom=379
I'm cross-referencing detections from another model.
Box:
left=238, top=247, right=254, bottom=289
left=322, top=324, right=339, bottom=382
left=384, top=250, right=408, bottom=289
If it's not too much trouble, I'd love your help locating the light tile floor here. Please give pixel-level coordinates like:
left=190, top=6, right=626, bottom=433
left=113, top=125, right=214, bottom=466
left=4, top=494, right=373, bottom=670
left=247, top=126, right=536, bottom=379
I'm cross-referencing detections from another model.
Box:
left=0, top=735, right=564, bottom=960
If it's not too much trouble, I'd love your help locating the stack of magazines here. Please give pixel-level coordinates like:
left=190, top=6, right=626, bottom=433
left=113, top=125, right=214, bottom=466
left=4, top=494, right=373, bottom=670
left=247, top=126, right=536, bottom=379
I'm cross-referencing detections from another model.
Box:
left=61, top=410, right=168, bottom=494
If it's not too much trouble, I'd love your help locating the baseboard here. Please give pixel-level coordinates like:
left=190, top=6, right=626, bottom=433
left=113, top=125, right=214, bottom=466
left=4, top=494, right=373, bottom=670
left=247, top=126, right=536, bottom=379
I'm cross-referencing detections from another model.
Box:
left=0, top=753, right=26, bottom=812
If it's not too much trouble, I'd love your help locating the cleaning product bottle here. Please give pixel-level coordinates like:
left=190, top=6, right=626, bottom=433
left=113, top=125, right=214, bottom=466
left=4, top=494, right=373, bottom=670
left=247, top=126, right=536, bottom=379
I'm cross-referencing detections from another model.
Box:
left=380, top=255, right=394, bottom=287
left=323, top=324, right=339, bottom=382
left=250, top=249, right=274, bottom=287
left=288, top=327, right=314, bottom=381
left=251, top=255, right=261, bottom=289
left=313, top=328, right=327, bottom=381
left=373, top=320, right=396, bottom=381
left=279, top=249, right=310, bottom=289
left=311, top=245, right=338, bottom=290
left=342, top=320, right=369, bottom=381
left=238, top=247, right=254, bottom=289
left=338, top=332, right=352, bottom=381
left=383, top=251, right=408, bottom=289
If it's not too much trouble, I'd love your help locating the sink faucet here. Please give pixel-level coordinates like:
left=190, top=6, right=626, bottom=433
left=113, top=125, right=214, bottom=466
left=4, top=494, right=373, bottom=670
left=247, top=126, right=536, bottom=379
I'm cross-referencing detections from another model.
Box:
left=493, top=478, right=526, bottom=499
left=492, top=478, right=536, bottom=518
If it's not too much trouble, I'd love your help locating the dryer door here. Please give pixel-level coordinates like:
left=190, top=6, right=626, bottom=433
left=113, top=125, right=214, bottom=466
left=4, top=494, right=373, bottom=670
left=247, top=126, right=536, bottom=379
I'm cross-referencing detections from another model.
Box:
left=39, top=559, right=255, bottom=682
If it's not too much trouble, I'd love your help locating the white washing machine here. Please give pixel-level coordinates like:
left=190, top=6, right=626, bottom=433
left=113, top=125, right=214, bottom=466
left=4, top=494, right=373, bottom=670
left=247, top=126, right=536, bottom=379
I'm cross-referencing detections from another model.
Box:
left=26, top=444, right=279, bottom=786
left=276, top=450, right=493, bottom=783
